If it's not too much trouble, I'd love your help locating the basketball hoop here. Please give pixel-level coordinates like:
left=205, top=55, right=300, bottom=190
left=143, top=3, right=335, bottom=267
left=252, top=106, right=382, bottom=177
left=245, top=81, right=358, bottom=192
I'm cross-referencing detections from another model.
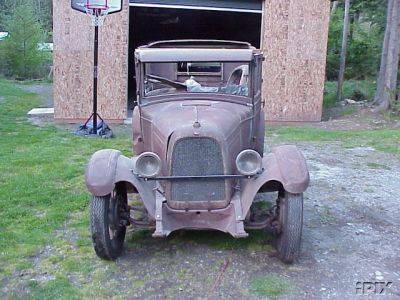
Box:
left=72, top=0, right=122, bottom=27
left=85, top=3, right=110, bottom=27
left=71, top=0, right=122, bottom=137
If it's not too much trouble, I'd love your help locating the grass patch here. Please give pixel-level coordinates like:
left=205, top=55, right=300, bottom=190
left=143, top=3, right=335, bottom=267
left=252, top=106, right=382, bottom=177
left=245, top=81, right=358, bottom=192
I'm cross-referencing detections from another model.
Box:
left=250, top=275, right=292, bottom=299
left=318, top=206, right=336, bottom=225
left=366, top=162, right=391, bottom=170
left=324, top=80, right=376, bottom=108
left=342, top=106, right=358, bottom=116
left=28, top=276, right=80, bottom=300
left=0, top=79, right=131, bottom=288
left=268, top=126, right=400, bottom=157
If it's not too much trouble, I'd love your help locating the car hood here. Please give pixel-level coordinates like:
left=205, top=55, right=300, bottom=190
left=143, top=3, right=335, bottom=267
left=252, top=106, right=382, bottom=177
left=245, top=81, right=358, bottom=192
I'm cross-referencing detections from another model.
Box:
left=141, top=99, right=253, bottom=143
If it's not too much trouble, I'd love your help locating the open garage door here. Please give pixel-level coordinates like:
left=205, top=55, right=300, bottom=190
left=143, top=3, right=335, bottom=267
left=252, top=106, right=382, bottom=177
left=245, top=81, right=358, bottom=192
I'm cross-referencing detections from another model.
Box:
left=127, top=1, right=263, bottom=111
left=130, top=0, right=262, bottom=13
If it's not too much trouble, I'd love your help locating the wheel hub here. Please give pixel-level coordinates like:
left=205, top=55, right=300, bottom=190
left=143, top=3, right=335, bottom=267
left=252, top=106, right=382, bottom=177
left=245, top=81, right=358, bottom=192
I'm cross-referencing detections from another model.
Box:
left=108, top=196, right=129, bottom=231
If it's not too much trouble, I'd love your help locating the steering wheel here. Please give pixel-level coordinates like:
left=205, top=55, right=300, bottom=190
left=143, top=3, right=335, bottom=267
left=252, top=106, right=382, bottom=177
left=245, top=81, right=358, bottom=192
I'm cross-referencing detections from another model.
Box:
left=146, top=74, right=187, bottom=90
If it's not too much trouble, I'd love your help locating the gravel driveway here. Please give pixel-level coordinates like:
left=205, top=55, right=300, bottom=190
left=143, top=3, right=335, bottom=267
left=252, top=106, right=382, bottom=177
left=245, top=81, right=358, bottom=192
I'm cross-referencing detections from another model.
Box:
left=98, top=141, right=399, bottom=299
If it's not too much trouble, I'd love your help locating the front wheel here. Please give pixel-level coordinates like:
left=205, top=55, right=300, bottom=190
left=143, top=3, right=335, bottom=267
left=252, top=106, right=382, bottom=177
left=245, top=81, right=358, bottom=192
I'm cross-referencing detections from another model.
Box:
left=275, top=191, right=303, bottom=263
left=90, top=191, right=128, bottom=260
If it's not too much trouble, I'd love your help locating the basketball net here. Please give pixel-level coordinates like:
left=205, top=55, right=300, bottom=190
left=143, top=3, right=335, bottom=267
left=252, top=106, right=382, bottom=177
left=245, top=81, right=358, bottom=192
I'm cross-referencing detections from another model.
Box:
left=85, top=5, right=109, bottom=27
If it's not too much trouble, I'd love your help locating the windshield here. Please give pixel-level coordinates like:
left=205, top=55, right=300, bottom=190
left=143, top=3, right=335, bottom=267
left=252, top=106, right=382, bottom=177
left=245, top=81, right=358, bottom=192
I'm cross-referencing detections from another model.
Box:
left=143, top=62, right=250, bottom=97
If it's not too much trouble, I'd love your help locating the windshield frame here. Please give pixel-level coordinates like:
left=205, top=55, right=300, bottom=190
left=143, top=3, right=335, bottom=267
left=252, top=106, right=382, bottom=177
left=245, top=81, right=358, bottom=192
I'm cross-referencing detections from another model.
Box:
left=136, top=60, right=256, bottom=107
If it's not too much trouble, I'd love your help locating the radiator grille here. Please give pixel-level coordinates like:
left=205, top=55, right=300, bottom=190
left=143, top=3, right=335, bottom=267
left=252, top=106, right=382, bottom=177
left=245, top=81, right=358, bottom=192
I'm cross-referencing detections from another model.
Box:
left=171, top=137, right=225, bottom=202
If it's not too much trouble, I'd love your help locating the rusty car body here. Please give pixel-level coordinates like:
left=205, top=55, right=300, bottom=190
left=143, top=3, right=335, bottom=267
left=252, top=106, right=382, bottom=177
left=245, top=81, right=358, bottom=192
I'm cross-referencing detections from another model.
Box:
left=86, top=40, right=310, bottom=263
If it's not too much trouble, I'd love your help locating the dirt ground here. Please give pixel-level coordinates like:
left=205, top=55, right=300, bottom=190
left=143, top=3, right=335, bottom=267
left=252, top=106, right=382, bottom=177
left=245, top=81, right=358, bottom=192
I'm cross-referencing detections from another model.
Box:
left=5, top=84, right=400, bottom=299
left=320, top=105, right=400, bottom=131
left=22, top=84, right=54, bottom=108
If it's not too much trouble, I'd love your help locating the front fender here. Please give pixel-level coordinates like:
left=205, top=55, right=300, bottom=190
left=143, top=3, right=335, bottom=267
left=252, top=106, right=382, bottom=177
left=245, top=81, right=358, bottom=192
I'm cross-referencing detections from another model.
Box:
left=85, top=149, right=121, bottom=197
left=240, top=145, right=310, bottom=215
left=85, top=150, right=156, bottom=217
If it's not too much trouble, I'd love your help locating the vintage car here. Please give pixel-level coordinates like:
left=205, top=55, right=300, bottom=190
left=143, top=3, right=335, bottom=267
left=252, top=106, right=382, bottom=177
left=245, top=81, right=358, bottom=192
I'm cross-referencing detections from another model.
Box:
left=86, top=40, right=309, bottom=263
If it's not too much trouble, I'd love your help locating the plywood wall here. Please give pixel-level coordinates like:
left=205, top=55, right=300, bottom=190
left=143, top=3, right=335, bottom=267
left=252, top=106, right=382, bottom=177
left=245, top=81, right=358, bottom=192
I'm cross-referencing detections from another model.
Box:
left=53, top=0, right=129, bottom=123
left=262, top=0, right=330, bottom=122
left=54, top=0, right=330, bottom=123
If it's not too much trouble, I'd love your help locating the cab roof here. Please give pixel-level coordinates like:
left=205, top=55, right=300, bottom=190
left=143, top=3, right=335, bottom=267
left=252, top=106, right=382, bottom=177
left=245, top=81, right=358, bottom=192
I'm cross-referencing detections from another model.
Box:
left=135, top=40, right=259, bottom=63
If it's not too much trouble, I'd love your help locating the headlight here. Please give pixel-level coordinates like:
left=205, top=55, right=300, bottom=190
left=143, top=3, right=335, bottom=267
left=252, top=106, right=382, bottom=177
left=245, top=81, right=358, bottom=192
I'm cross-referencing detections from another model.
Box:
left=236, top=149, right=262, bottom=176
left=135, top=152, right=161, bottom=178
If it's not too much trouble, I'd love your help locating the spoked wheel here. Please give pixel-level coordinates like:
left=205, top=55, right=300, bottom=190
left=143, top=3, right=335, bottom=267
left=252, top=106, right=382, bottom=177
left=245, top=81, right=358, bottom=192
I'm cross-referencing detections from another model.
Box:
left=90, top=188, right=129, bottom=260
left=275, top=191, right=303, bottom=263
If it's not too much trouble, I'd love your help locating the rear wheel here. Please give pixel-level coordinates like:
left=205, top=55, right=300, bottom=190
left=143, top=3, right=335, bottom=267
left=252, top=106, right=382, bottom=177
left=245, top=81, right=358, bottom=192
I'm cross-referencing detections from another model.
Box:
left=275, top=191, right=303, bottom=263
left=90, top=190, right=128, bottom=260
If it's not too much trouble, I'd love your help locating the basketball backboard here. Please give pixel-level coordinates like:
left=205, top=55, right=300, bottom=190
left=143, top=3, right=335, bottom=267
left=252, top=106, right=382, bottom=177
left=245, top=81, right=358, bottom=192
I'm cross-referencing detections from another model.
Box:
left=71, top=0, right=123, bottom=14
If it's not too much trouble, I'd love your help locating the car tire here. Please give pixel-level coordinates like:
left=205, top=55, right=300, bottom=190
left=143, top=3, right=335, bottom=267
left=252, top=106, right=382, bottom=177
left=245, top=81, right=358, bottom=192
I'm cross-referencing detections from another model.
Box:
left=275, top=191, right=303, bottom=263
left=90, top=193, right=127, bottom=261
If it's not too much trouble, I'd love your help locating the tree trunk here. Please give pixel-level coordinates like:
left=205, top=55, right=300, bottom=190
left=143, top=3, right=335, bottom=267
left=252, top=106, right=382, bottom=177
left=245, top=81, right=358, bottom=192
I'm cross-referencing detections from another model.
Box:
left=37, top=0, right=42, bottom=26
left=337, top=0, right=351, bottom=102
left=375, top=0, right=394, bottom=104
left=377, top=0, right=400, bottom=111
left=349, top=12, right=359, bottom=41
left=331, top=1, right=338, bottom=16
left=389, top=11, right=400, bottom=92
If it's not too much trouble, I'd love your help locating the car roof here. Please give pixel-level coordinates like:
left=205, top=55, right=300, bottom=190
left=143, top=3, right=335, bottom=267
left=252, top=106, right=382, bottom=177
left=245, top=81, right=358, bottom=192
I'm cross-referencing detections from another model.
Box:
left=135, top=40, right=258, bottom=63
left=143, top=40, right=254, bottom=49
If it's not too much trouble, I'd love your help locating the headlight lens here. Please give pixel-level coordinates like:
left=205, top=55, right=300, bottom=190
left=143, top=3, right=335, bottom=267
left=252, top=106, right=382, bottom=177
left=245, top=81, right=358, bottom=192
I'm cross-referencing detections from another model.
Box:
left=236, top=149, right=262, bottom=176
left=135, top=152, right=161, bottom=178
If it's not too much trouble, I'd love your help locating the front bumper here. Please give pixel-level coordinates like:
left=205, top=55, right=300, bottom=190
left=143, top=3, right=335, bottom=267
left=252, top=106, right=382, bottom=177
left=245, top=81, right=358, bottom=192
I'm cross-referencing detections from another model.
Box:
left=152, top=185, right=249, bottom=238
left=137, top=174, right=253, bottom=180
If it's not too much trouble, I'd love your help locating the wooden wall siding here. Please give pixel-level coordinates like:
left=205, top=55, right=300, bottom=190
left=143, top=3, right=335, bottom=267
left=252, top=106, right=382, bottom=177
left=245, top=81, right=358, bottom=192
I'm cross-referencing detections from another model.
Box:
left=53, top=0, right=129, bottom=122
left=262, top=0, right=330, bottom=122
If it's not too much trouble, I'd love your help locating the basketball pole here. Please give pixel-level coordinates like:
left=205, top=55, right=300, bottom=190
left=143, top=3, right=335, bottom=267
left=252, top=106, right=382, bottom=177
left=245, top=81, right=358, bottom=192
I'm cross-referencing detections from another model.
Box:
left=72, top=2, right=116, bottom=138
left=91, top=25, right=99, bottom=135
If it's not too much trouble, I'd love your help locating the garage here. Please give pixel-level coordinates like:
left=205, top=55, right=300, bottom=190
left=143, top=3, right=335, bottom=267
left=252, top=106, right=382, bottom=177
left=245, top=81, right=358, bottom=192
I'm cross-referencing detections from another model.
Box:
left=53, top=0, right=330, bottom=123
left=127, top=0, right=263, bottom=109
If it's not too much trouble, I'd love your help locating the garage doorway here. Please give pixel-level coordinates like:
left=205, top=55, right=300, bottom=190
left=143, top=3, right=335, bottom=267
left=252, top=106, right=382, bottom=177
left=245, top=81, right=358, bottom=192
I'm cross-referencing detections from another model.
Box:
left=128, top=3, right=263, bottom=111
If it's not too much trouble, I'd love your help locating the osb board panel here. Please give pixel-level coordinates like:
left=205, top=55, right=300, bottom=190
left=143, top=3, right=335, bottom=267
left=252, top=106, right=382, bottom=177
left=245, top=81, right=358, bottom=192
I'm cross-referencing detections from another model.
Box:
left=287, top=0, right=330, bottom=61
left=53, top=51, right=93, bottom=118
left=284, top=59, right=327, bottom=120
left=262, top=0, right=330, bottom=122
left=53, top=0, right=129, bottom=121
